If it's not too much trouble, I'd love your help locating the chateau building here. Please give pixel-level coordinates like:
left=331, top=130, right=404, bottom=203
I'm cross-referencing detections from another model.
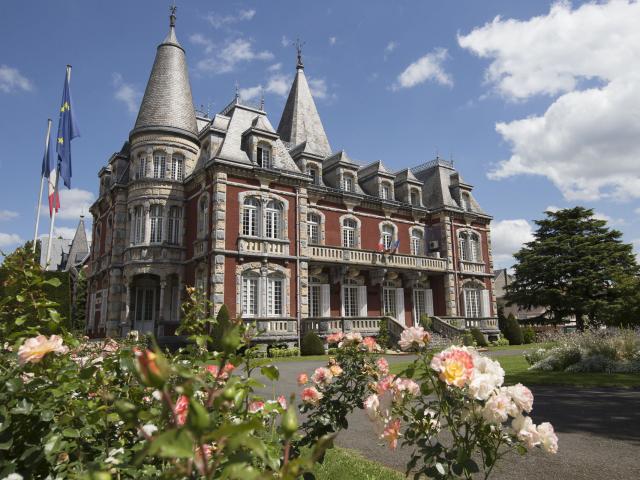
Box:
left=86, top=12, right=499, bottom=343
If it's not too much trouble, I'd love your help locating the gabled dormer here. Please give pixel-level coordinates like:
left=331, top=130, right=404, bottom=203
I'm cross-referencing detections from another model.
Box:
left=242, top=114, right=279, bottom=169
left=394, top=168, right=424, bottom=207
left=322, top=150, right=362, bottom=193
left=357, top=161, right=396, bottom=200
left=449, top=172, right=483, bottom=214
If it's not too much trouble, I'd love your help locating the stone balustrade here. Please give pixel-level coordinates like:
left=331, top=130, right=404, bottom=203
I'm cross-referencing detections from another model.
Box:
left=459, top=260, right=487, bottom=274
left=239, top=237, right=290, bottom=256
left=308, top=246, right=447, bottom=272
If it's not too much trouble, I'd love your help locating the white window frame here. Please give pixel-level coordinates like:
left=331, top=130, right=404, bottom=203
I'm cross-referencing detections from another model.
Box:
left=149, top=205, right=163, bottom=243
left=342, top=218, right=357, bottom=248
left=257, top=144, right=272, bottom=168
left=343, top=174, right=354, bottom=192
left=170, top=155, right=184, bottom=181
left=381, top=183, right=390, bottom=200
left=153, top=153, right=166, bottom=179
left=133, top=206, right=145, bottom=244
left=383, top=284, right=397, bottom=318
left=342, top=279, right=359, bottom=317
left=242, top=274, right=259, bottom=317
left=266, top=275, right=284, bottom=317
left=137, top=156, right=148, bottom=179
left=307, top=213, right=320, bottom=245
left=167, top=206, right=181, bottom=245
left=382, top=225, right=394, bottom=250
left=464, top=288, right=481, bottom=318
left=242, top=198, right=259, bottom=237
left=411, top=229, right=424, bottom=256
left=410, top=189, right=420, bottom=206
left=264, top=200, right=281, bottom=239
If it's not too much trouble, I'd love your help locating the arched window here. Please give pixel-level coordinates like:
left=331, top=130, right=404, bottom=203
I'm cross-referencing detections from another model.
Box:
left=462, top=192, right=471, bottom=211
left=150, top=205, right=163, bottom=243
left=133, top=206, right=145, bottom=244
left=410, top=190, right=420, bottom=207
left=264, top=200, right=282, bottom=239
left=137, top=155, right=148, bottom=179
left=242, top=197, right=259, bottom=237
left=411, top=229, right=424, bottom=256
left=343, top=174, right=354, bottom=192
left=153, top=152, right=166, bottom=179
left=266, top=274, right=284, bottom=316
left=381, top=183, right=391, bottom=200
left=197, top=195, right=209, bottom=237
left=257, top=144, right=272, bottom=168
left=167, top=206, right=181, bottom=245
left=242, top=272, right=259, bottom=317
left=459, top=232, right=469, bottom=261
left=342, top=218, right=357, bottom=248
left=459, top=231, right=481, bottom=262
left=307, top=212, right=320, bottom=245
left=169, top=154, right=184, bottom=181
left=382, top=224, right=394, bottom=250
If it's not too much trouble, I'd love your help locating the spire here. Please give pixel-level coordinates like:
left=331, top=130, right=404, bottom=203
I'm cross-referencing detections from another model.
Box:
left=131, top=6, right=198, bottom=142
left=64, top=215, right=89, bottom=270
left=277, top=47, right=332, bottom=157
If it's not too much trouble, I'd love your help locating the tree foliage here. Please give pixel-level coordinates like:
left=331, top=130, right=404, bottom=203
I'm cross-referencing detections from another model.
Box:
left=505, top=207, right=639, bottom=329
left=503, top=314, right=524, bottom=345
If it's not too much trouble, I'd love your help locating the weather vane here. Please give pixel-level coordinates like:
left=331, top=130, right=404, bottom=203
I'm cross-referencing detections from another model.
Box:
left=169, top=3, right=177, bottom=27
left=293, top=38, right=305, bottom=68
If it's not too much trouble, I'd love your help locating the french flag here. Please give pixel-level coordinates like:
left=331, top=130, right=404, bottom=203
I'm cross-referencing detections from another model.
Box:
left=41, top=134, right=59, bottom=216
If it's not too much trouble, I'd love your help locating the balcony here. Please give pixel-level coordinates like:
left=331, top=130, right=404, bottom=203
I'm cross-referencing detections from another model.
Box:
left=239, top=237, right=290, bottom=256
left=459, top=260, right=487, bottom=275
left=440, top=316, right=499, bottom=332
left=244, top=317, right=298, bottom=341
left=302, top=317, right=382, bottom=337
left=124, top=244, right=185, bottom=263
left=308, top=245, right=447, bottom=272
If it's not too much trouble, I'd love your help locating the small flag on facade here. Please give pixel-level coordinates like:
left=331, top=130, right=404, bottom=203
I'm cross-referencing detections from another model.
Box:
left=56, top=65, right=80, bottom=189
left=391, top=239, right=400, bottom=252
left=376, top=239, right=385, bottom=252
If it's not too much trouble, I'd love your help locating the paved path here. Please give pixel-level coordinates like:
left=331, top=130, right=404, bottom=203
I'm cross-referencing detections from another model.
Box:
left=258, top=353, right=640, bottom=479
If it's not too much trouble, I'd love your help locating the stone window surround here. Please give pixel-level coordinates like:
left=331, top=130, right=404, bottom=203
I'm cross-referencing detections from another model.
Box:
left=457, top=227, right=483, bottom=263
left=237, top=191, right=290, bottom=242
left=306, top=207, right=326, bottom=245
left=378, top=220, right=399, bottom=245
left=409, top=226, right=425, bottom=256
left=255, top=140, right=274, bottom=168
left=339, top=213, right=362, bottom=249
left=304, top=160, right=322, bottom=185
left=236, top=262, right=291, bottom=318
left=135, top=146, right=186, bottom=182
left=379, top=179, right=394, bottom=200
left=127, top=199, right=184, bottom=246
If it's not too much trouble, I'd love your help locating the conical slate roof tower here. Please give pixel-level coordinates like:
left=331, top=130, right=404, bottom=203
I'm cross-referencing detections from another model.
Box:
left=277, top=49, right=332, bottom=157
left=131, top=9, right=198, bottom=142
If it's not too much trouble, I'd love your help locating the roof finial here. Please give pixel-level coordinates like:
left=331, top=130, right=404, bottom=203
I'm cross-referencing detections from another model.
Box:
left=293, top=38, right=305, bottom=69
left=234, top=81, right=240, bottom=102
left=169, top=3, right=177, bottom=28
left=260, top=87, right=265, bottom=110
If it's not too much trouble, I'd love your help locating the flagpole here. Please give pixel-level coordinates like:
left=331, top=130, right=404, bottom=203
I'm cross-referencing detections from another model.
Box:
left=45, top=172, right=58, bottom=269
left=33, top=119, right=52, bottom=253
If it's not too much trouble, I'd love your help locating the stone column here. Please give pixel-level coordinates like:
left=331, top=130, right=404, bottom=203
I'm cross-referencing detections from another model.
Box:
left=144, top=205, right=151, bottom=244
left=177, top=274, right=184, bottom=323
left=123, top=278, right=131, bottom=333
left=158, top=278, right=166, bottom=332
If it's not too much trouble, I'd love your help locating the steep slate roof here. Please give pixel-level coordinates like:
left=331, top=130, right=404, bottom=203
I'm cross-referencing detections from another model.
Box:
left=65, top=216, right=90, bottom=271
left=277, top=60, right=332, bottom=157
left=358, top=160, right=394, bottom=180
left=39, top=237, right=71, bottom=272
left=131, top=12, right=198, bottom=141
left=394, top=168, right=422, bottom=185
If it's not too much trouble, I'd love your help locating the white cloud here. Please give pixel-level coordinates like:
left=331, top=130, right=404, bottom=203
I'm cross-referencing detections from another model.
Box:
left=267, top=63, right=282, bottom=72
left=0, top=65, right=33, bottom=93
left=0, top=210, right=18, bottom=221
left=189, top=33, right=214, bottom=54
left=41, top=188, right=95, bottom=221
left=329, top=36, right=337, bottom=46
left=392, top=48, right=453, bottom=90
left=240, top=73, right=292, bottom=101
left=491, top=219, right=534, bottom=269
left=194, top=37, right=273, bottom=74
left=51, top=226, right=77, bottom=240
left=545, top=205, right=560, bottom=214
left=205, top=9, right=256, bottom=29
left=0, top=233, right=23, bottom=248
left=308, top=77, right=331, bottom=99
left=384, top=41, right=397, bottom=60
left=593, top=211, right=626, bottom=226
left=281, top=35, right=290, bottom=48
left=460, top=1, right=640, bottom=201
left=112, top=73, right=141, bottom=114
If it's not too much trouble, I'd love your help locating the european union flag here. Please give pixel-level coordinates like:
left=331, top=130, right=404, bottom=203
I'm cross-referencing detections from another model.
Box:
left=56, top=66, right=80, bottom=189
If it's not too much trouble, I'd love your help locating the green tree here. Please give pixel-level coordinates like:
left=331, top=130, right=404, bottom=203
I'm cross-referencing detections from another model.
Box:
left=503, top=314, right=523, bottom=345
left=505, top=207, right=639, bottom=330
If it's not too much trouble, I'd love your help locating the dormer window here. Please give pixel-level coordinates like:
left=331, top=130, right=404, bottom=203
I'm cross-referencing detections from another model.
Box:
left=410, top=190, right=420, bottom=206
left=343, top=174, right=354, bottom=192
left=307, top=165, right=320, bottom=185
left=381, top=184, right=391, bottom=200
left=153, top=152, right=166, bottom=179
left=257, top=144, right=272, bottom=168
left=462, top=192, right=471, bottom=211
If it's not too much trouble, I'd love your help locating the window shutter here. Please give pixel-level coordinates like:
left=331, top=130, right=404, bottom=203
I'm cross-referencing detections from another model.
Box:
left=396, top=288, right=405, bottom=325
left=321, top=284, right=331, bottom=317
left=426, top=289, right=434, bottom=316
left=100, top=290, right=108, bottom=327
left=358, top=286, right=367, bottom=317
left=481, top=290, right=490, bottom=317
left=340, top=286, right=345, bottom=317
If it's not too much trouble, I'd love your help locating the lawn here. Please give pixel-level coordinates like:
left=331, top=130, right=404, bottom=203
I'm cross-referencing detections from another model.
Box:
left=313, top=447, right=404, bottom=480
left=486, top=342, right=556, bottom=352
left=390, top=354, right=640, bottom=388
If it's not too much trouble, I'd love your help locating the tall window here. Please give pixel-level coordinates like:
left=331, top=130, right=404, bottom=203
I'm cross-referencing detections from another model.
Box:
left=462, top=192, right=471, bottom=211
left=410, top=190, right=420, bottom=206
left=382, top=224, right=394, bottom=250
left=309, top=280, right=321, bottom=317
left=197, top=195, right=208, bottom=236
left=242, top=198, right=259, bottom=236
left=383, top=283, right=397, bottom=318
left=342, top=279, right=358, bottom=317
left=459, top=232, right=481, bottom=262
left=342, top=218, right=357, bottom=248
left=343, top=174, right=354, bottom=192
left=307, top=166, right=319, bottom=185
left=264, top=200, right=281, bottom=239
left=459, top=232, right=469, bottom=261
left=307, top=213, right=320, bottom=245
left=464, top=288, right=481, bottom=318
left=170, top=155, right=184, bottom=181
left=257, top=145, right=272, bottom=168
left=137, top=157, right=148, bottom=179
left=153, top=153, right=166, bottom=179
left=266, top=275, right=284, bottom=316
left=150, top=205, right=163, bottom=243
left=411, top=229, right=424, bottom=256
left=381, top=183, right=391, bottom=200
left=167, top=206, right=181, bottom=245
left=242, top=274, right=259, bottom=316
left=133, top=206, right=145, bottom=244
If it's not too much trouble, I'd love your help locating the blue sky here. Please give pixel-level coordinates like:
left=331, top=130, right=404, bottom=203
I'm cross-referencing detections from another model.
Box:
left=1, top=0, right=639, bottom=267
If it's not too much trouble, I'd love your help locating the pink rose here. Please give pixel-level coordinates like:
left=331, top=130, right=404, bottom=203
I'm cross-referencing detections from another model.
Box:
left=376, top=357, right=389, bottom=375
left=362, top=336, right=381, bottom=352
left=277, top=395, right=287, bottom=409
left=174, top=395, right=189, bottom=426
left=382, top=418, right=402, bottom=450
left=248, top=401, right=265, bottom=413
left=398, top=326, right=431, bottom=351
left=326, top=332, right=344, bottom=344
left=537, top=422, right=558, bottom=454
left=311, top=367, right=333, bottom=385
left=506, top=383, right=534, bottom=413
left=430, top=346, right=474, bottom=387
left=297, top=373, right=309, bottom=385
left=18, top=335, right=69, bottom=365
left=301, top=387, right=323, bottom=405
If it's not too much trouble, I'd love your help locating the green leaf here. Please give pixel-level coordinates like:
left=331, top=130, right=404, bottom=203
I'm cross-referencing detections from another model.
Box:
left=44, top=277, right=62, bottom=287
left=14, top=315, right=28, bottom=326
left=148, top=429, right=194, bottom=458
left=15, top=294, right=25, bottom=302
left=260, top=365, right=279, bottom=381
left=435, top=463, right=446, bottom=475
left=62, top=428, right=80, bottom=438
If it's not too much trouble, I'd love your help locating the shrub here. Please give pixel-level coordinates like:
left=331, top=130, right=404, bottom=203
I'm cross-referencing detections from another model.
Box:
left=462, top=332, right=476, bottom=347
left=377, top=317, right=389, bottom=349
left=301, top=331, right=325, bottom=356
left=210, top=304, right=232, bottom=352
left=522, top=326, right=536, bottom=344
left=491, top=337, right=510, bottom=347
left=497, top=304, right=507, bottom=334
left=419, top=314, right=432, bottom=331
left=470, top=327, right=488, bottom=347
left=504, top=314, right=524, bottom=345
